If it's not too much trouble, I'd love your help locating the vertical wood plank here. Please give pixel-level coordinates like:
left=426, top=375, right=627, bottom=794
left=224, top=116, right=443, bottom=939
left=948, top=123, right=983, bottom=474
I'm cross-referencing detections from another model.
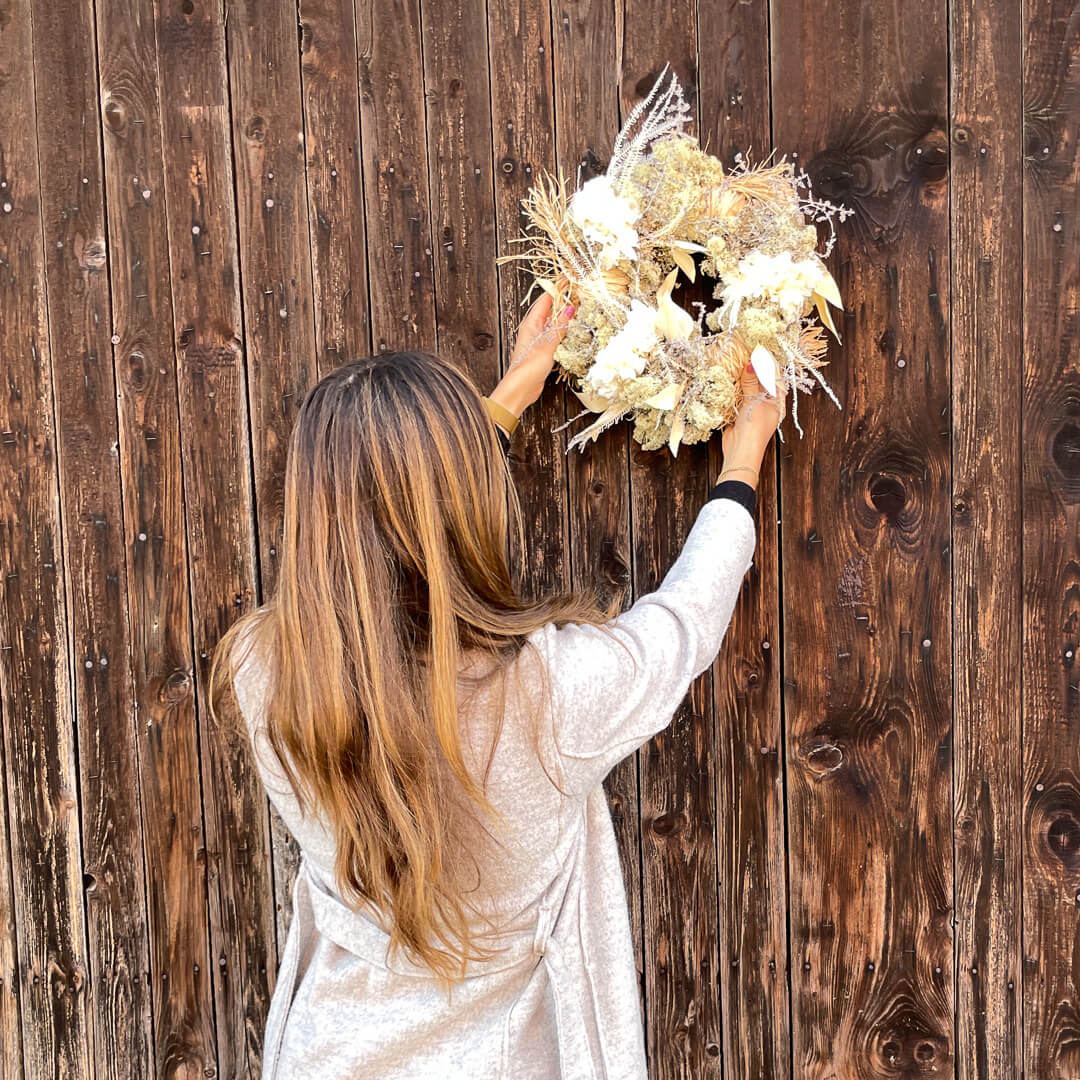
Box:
left=950, top=0, right=1024, bottom=1073
left=153, top=0, right=262, bottom=1073
left=0, top=2, right=93, bottom=1075
left=224, top=0, right=317, bottom=979
left=488, top=3, right=571, bottom=599
left=298, top=0, right=373, bottom=369
left=420, top=0, right=500, bottom=388
left=772, top=0, right=955, bottom=1073
left=698, top=1, right=791, bottom=1074
left=0, top=700, right=23, bottom=1080
left=619, top=21, right=727, bottom=1077
left=98, top=0, right=213, bottom=1072
left=355, top=0, right=437, bottom=352
left=551, top=0, right=642, bottom=991
left=30, top=0, right=159, bottom=1074
left=1021, top=0, right=1080, bottom=1074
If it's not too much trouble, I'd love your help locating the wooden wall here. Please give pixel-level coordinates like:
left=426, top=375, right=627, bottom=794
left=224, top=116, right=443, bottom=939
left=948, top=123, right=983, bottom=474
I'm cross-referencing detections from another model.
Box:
left=0, top=0, right=1076, bottom=1076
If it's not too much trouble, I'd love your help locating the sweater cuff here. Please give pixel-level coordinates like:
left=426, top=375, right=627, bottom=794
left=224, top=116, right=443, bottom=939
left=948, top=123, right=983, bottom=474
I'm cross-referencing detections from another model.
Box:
left=707, top=478, right=756, bottom=517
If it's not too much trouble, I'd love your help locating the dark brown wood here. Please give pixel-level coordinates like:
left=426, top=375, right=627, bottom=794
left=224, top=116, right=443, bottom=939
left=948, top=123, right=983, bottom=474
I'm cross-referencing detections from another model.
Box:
left=153, top=1, right=258, bottom=1074
left=299, top=0, right=373, bottom=370
left=773, top=0, right=955, bottom=1073
left=355, top=0, right=437, bottom=353
left=96, top=0, right=207, bottom=1067
left=551, top=0, right=643, bottom=994
left=223, top=0, right=316, bottom=1005
left=0, top=2, right=93, bottom=1075
left=950, top=0, right=1024, bottom=1073
left=0, top=706, right=22, bottom=1080
left=421, top=0, right=500, bottom=388
left=1021, top=0, right=1080, bottom=1075
left=488, top=2, right=570, bottom=603
left=698, top=1, right=792, bottom=1074
left=31, top=0, right=157, bottom=1075
left=620, top=25, right=726, bottom=1078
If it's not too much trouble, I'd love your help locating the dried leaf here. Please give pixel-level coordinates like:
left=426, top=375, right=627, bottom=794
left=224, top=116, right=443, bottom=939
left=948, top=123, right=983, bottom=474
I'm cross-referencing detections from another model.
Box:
left=670, top=245, right=696, bottom=282
left=644, top=381, right=684, bottom=410
left=668, top=412, right=686, bottom=456
left=573, top=384, right=613, bottom=413
left=750, top=344, right=778, bottom=396
left=815, top=267, right=843, bottom=307
left=656, top=268, right=695, bottom=341
left=813, top=293, right=841, bottom=343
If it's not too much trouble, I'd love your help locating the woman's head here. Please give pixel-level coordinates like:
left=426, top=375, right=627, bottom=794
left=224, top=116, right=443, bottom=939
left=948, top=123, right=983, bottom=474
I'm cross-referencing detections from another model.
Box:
left=212, top=350, right=610, bottom=983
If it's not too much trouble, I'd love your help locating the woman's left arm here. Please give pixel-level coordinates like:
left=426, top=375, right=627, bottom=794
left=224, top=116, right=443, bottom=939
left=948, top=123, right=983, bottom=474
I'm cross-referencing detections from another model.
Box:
left=485, top=292, right=575, bottom=444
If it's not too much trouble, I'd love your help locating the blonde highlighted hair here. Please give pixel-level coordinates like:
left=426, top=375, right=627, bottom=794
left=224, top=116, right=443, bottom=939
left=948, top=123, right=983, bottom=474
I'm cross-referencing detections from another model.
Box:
left=211, top=351, right=615, bottom=984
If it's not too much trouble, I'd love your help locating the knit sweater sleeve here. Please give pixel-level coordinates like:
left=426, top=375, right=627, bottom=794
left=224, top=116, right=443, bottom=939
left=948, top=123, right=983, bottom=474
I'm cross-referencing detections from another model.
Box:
left=528, top=495, right=757, bottom=796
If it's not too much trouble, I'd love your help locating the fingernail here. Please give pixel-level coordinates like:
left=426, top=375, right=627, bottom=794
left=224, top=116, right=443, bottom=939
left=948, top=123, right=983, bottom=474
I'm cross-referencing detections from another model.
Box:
left=563, top=304, right=575, bottom=318
left=745, top=361, right=753, bottom=371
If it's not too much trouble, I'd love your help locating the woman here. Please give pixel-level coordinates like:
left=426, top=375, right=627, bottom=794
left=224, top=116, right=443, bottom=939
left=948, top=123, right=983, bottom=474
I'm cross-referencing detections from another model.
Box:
left=212, top=292, right=780, bottom=1079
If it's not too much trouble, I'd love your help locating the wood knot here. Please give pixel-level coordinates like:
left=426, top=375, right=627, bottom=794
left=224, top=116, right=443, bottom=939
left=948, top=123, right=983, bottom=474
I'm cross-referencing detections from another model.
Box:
left=1029, top=781, right=1080, bottom=873
left=472, top=331, right=494, bottom=351
left=803, top=740, right=844, bottom=777
left=245, top=115, right=266, bottom=142
left=868, top=472, right=907, bottom=520
left=103, top=97, right=126, bottom=133
left=1051, top=420, right=1080, bottom=494
left=160, top=668, right=193, bottom=705
left=77, top=236, right=107, bottom=273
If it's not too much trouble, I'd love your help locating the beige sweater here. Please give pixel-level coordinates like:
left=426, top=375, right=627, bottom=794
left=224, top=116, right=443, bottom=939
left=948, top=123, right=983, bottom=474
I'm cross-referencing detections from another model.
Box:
left=234, top=495, right=757, bottom=1079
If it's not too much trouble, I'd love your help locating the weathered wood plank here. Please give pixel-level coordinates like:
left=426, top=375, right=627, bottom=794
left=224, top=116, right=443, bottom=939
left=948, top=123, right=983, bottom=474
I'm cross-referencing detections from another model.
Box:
left=1021, top=0, right=1080, bottom=1074
left=950, top=0, right=1024, bottom=1073
left=0, top=2, right=92, bottom=1075
left=550, top=0, right=642, bottom=994
left=772, top=0, right=955, bottom=1072
left=299, top=0, right=373, bottom=369
left=420, top=0, right=499, bottom=387
left=355, top=0, right=437, bottom=352
left=31, top=0, right=159, bottom=1074
left=0, top=701, right=23, bottom=1080
left=153, top=1, right=261, bottom=1074
left=224, top=0, right=317, bottom=987
left=698, top=1, right=791, bottom=1074
left=619, top=32, right=727, bottom=1079
left=488, top=1, right=570, bottom=600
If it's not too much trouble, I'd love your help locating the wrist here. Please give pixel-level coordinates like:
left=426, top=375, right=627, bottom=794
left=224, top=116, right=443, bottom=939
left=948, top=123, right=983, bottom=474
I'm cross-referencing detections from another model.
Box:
left=489, top=366, right=534, bottom=420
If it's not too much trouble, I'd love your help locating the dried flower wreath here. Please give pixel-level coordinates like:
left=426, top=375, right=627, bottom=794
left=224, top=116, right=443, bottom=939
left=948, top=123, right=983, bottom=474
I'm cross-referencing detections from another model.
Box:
left=498, top=64, right=855, bottom=454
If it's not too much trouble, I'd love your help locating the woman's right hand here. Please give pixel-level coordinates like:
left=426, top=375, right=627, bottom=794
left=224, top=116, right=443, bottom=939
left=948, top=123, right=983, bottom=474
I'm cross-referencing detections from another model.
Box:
left=718, top=365, right=783, bottom=490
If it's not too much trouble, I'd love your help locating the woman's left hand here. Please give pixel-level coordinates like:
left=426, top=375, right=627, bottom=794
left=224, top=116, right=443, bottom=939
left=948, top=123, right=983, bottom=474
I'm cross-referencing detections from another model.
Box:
left=488, top=291, right=575, bottom=419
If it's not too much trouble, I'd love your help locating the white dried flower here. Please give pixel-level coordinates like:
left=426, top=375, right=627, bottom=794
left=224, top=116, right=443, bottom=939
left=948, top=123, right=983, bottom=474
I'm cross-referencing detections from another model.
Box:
left=568, top=175, right=640, bottom=270
left=584, top=299, right=659, bottom=397
left=717, top=250, right=830, bottom=327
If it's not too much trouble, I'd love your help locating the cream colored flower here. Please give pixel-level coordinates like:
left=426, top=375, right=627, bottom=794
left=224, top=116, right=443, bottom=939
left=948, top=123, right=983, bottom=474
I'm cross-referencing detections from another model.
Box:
left=568, top=175, right=640, bottom=270
left=584, top=300, right=659, bottom=397
left=717, top=250, right=837, bottom=328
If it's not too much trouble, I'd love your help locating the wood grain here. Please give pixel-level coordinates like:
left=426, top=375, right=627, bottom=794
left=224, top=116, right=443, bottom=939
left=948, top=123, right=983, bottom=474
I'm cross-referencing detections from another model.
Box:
left=772, top=0, right=955, bottom=1073
left=420, top=0, right=500, bottom=388
left=620, top=22, right=727, bottom=1077
left=950, top=0, right=1024, bottom=1072
left=0, top=2, right=93, bottom=1075
left=488, top=2, right=570, bottom=602
left=0, top=699, right=22, bottom=1080
left=1021, top=0, right=1080, bottom=1075
left=153, top=0, right=254, bottom=1073
left=698, top=0, right=792, bottom=1074
left=299, top=0, right=373, bottom=370
left=31, top=0, right=158, bottom=1075
left=355, top=0, right=437, bottom=352
left=551, top=0, right=643, bottom=994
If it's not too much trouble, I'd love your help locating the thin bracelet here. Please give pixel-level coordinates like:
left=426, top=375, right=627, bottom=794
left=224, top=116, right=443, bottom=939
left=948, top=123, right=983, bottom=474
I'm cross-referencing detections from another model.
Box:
left=717, top=465, right=758, bottom=483
left=482, top=395, right=520, bottom=437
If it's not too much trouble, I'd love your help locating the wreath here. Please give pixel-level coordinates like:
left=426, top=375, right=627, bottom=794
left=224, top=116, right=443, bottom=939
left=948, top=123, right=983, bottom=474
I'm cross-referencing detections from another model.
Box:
left=499, top=65, right=854, bottom=455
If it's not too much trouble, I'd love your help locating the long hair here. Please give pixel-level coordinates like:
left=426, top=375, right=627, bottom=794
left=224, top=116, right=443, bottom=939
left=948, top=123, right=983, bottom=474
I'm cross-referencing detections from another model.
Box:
left=210, top=351, right=617, bottom=984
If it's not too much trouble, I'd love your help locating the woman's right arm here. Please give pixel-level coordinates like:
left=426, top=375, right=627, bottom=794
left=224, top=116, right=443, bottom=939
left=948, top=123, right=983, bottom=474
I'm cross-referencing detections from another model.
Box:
left=532, top=365, right=781, bottom=796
